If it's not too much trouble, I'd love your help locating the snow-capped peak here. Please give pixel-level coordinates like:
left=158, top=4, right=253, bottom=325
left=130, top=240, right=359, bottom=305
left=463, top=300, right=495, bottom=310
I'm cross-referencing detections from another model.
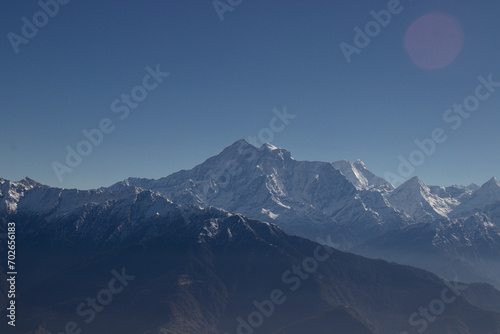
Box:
left=255, top=142, right=293, bottom=161
left=482, top=177, right=500, bottom=189
left=466, top=183, right=480, bottom=191
left=399, top=176, right=427, bottom=190
left=469, top=177, right=500, bottom=202
left=219, top=139, right=256, bottom=156
left=260, top=143, right=278, bottom=151
left=388, top=176, right=457, bottom=220
left=353, top=159, right=366, bottom=167
left=332, top=160, right=393, bottom=191
left=18, top=177, right=44, bottom=188
left=450, top=177, right=500, bottom=217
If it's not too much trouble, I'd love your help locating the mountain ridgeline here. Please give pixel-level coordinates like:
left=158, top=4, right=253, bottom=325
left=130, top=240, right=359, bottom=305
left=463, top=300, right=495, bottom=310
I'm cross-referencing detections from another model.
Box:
left=121, top=140, right=500, bottom=288
left=1, top=140, right=500, bottom=333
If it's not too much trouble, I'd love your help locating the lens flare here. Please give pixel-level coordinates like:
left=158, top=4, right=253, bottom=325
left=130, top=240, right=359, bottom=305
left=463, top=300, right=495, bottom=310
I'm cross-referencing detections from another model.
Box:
left=404, top=12, right=464, bottom=70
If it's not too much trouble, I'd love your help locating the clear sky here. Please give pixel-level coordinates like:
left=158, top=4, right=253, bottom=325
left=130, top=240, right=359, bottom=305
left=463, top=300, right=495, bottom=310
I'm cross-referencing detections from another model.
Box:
left=1, top=0, right=499, bottom=189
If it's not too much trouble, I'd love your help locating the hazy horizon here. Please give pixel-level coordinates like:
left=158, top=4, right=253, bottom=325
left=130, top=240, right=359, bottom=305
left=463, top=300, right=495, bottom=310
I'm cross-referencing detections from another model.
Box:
left=2, top=137, right=497, bottom=191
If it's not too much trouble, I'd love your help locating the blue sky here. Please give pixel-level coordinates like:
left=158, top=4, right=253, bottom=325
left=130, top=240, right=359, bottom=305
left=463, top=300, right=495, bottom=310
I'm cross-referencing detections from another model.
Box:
left=1, top=0, right=499, bottom=189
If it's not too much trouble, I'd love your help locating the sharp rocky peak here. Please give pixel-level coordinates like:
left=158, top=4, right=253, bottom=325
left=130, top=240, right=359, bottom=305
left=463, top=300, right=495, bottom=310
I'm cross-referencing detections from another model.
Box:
left=17, top=176, right=44, bottom=188
left=398, top=176, right=428, bottom=191
left=219, top=139, right=293, bottom=163
left=482, top=177, right=500, bottom=189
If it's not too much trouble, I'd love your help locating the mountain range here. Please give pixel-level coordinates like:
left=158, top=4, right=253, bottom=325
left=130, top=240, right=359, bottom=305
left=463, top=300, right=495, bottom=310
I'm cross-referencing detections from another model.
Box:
left=1, top=139, right=500, bottom=333
left=118, top=140, right=500, bottom=288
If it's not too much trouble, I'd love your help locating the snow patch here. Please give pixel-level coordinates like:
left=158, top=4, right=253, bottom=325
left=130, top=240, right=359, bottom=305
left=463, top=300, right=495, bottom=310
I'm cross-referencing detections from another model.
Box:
left=261, top=208, right=279, bottom=219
